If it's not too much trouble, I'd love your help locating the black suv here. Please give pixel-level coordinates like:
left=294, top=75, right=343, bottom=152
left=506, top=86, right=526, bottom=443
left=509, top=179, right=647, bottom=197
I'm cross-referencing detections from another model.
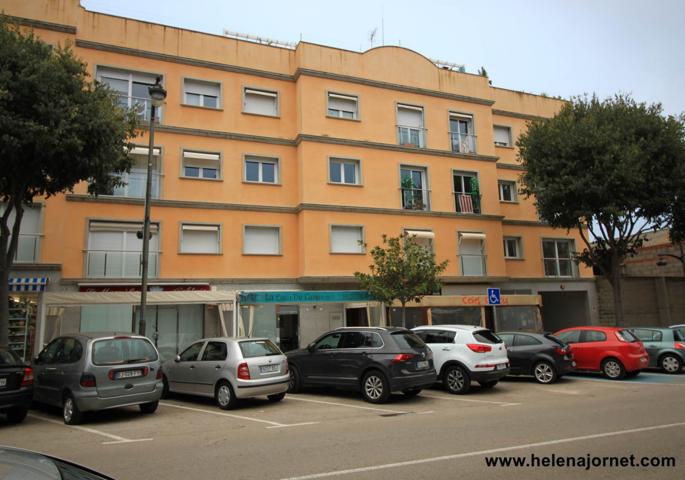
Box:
left=286, top=327, right=437, bottom=403
left=0, top=348, right=33, bottom=424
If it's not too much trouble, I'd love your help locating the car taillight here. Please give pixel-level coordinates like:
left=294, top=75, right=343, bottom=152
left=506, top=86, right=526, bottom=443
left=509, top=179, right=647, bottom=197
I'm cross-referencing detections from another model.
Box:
left=21, top=367, right=33, bottom=387
left=391, top=353, right=416, bottom=363
left=80, top=373, right=97, bottom=388
left=156, top=366, right=163, bottom=380
left=283, top=361, right=289, bottom=374
left=466, top=344, right=492, bottom=353
left=237, top=362, right=251, bottom=380
left=426, top=350, right=433, bottom=360
left=555, top=347, right=567, bottom=356
left=675, top=342, right=685, bottom=350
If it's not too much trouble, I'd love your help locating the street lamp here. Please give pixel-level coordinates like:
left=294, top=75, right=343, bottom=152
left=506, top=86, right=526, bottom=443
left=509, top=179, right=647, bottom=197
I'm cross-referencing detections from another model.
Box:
left=139, top=77, right=166, bottom=336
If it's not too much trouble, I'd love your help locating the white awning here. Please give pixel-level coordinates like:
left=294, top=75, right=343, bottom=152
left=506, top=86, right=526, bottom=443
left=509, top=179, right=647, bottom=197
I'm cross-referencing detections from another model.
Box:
left=42, top=290, right=235, bottom=306
left=459, top=232, right=486, bottom=240
left=130, top=146, right=161, bottom=156
left=406, top=230, right=435, bottom=239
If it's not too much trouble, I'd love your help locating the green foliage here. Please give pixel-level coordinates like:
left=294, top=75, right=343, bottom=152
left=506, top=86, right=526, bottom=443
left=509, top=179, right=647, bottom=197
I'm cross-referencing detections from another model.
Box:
left=477, top=66, right=488, bottom=78
left=354, top=235, right=449, bottom=323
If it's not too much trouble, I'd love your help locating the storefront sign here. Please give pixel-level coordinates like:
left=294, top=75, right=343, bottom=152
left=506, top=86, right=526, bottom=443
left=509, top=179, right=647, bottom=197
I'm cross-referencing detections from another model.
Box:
left=239, top=290, right=374, bottom=304
left=78, top=284, right=211, bottom=292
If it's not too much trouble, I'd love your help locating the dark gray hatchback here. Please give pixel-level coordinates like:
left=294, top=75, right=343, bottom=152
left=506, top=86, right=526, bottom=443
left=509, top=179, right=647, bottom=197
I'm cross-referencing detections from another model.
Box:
left=286, top=327, right=437, bottom=403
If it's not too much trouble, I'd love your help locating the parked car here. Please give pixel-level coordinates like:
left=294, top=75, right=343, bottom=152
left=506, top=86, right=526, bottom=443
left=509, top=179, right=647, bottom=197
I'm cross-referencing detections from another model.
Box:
left=412, top=325, right=509, bottom=394
left=670, top=324, right=685, bottom=340
left=0, top=347, right=33, bottom=424
left=0, top=446, right=113, bottom=479
left=554, top=326, right=648, bottom=379
left=630, top=327, right=685, bottom=374
left=32, top=333, right=163, bottom=424
left=496, top=332, right=575, bottom=384
left=163, top=337, right=289, bottom=410
left=287, top=327, right=436, bottom=403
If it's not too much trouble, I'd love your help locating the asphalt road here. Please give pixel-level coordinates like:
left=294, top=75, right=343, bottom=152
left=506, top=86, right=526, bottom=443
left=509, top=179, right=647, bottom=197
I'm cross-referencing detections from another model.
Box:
left=1, top=371, right=684, bottom=480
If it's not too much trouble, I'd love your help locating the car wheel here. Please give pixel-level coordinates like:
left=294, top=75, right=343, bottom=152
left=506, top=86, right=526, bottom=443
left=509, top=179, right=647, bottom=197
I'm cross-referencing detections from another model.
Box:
left=63, top=393, right=83, bottom=425
left=660, top=354, right=683, bottom=374
left=267, top=392, right=286, bottom=402
left=443, top=365, right=470, bottom=394
left=161, top=375, right=170, bottom=399
left=402, top=388, right=422, bottom=397
left=139, top=401, right=158, bottom=414
left=479, top=381, right=498, bottom=389
left=288, top=365, right=302, bottom=393
left=533, top=361, right=558, bottom=384
left=602, top=358, right=626, bottom=380
left=361, top=370, right=390, bottom=404
left=215, top=380, right=238, bottom=410
left=5, top=406, right=28, bottom=424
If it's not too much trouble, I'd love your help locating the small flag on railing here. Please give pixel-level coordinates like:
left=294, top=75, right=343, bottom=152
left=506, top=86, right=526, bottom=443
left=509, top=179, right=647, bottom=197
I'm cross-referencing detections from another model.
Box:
left=458, top=194, right=474, bottom=213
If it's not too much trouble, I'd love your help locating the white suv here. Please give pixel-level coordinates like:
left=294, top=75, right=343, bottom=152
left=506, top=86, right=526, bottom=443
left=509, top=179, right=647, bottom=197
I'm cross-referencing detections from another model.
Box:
left=412, top=325, right=509, bottom=394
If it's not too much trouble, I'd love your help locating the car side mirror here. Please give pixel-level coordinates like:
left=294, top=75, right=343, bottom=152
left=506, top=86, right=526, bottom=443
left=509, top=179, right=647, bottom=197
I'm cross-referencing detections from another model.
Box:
left=174, top=355, right=181, bottom=363
left=307, top=343, right=316, bottom=353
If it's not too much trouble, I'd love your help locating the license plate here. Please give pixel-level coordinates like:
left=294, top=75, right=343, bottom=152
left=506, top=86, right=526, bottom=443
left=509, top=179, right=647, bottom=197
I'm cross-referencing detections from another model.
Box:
left=416, top=360, right=429, bottom=370
left=115, top=370, right=143, bottom=380
left=0, top=378, right=6, bottom=387
left=259, top=364, right=279, bottom=373
left=495, top=364, right=506, bottom=370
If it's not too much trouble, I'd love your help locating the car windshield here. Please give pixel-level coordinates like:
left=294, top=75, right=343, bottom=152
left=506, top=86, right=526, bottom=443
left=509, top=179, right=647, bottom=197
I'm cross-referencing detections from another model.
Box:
left=473, top=330, right=502, bottom=344
left=239, top=339, right=281, bottom=358
left=92, top=338, right=158, bottom=366
left=617, top=330, right=640, bottom=342
left=0, top=349, right=22, bottom=365
left=391, top=331, right=425, bottom=349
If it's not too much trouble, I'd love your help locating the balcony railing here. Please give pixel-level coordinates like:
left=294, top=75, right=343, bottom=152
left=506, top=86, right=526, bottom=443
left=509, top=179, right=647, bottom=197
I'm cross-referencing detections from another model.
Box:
left=449, top=132, right=477, bottom=154
left=401, top=188, right=430, bottom=211
left=13, top=234, right=41, bottom=263
left=458, top=254, right=487, bottom=276
left=115, top=94, right=161, bottom=122
left=112, top=171, right=160, bottom=199
left=454, top=193, right=482, bottom=214
left=397, top=126, right=426, bottom=148
left=86, top=250, right=159, bottom=278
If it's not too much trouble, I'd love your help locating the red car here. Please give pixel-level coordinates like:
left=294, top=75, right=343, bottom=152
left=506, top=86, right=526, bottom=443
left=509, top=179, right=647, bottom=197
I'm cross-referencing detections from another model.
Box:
left=554, top=326, right=648, bottom=379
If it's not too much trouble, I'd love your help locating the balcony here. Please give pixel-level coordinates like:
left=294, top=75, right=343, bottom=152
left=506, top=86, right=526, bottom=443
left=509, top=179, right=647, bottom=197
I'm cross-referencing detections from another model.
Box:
left=13, top=234, right=41, bottom=263
left=115, top=94, right=161, bottom=122
left=454, top=193, right=482, bottom=214
left=458, top=254, right=487, bottom=276
left=112, top=171, right=160, bottom=199
left=401, top=188, right=430, bottom=211
left=397, top=126, right=426, bottom=148
left=86, top=250, right=159, bottom=278
left=449, top=132, right=477, bottom=154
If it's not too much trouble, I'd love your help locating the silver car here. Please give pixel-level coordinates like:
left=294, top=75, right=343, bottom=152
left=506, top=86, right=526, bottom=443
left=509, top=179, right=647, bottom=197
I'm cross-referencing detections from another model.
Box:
left=162, top=337, right=289, bottom=409
left=32, top=333, right=163, bottom=424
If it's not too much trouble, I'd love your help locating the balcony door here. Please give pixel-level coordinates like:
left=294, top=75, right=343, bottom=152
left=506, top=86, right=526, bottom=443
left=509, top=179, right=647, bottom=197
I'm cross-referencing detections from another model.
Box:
left=459, top=234, right=486, bottom=276
left=400, top=167, right=428, bottom=210
left=86, top=221, right=159, bottom=278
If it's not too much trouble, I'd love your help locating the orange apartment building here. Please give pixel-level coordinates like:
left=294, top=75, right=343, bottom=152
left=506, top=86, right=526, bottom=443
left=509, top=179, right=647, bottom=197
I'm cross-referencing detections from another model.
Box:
left=3, top=0, right=597, bottom=361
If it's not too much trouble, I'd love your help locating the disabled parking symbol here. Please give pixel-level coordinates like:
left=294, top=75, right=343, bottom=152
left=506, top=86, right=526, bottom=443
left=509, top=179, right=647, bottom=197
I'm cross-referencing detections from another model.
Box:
left=487, top=288, right=501, bottom=305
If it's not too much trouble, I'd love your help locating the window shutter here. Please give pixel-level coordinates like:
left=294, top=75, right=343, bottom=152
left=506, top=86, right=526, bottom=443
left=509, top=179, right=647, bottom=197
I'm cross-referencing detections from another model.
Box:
left=244, top=226, right=280, bottom=254
left=331, top=226, right=363, bottom=253
left=494, top=126, right=511, bottom=146
left=182, top=225, right=219, bottom=254
left=397, top=105, right=423, bottom=127
left=244, top=89, right=278, bottom=116
left=328, top=94, right=357, bottom=113
left=184, top=79, right=220, bottom=97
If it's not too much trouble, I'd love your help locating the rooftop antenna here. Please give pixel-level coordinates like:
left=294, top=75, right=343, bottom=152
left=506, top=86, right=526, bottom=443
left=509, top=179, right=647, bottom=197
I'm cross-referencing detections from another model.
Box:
left=381, top=6, right=385, bottom=45
left=368, top=27, right=378, bottom=47
left=222, top=29, right=297, bottom=50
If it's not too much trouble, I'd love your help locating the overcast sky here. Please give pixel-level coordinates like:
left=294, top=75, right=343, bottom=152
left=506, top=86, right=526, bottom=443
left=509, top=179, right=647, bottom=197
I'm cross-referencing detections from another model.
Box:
left=81, top=0, right=684, bottom=116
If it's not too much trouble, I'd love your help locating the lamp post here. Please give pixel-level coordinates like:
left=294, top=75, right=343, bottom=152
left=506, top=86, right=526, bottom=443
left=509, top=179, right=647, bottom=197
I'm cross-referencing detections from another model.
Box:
left=139, top=77, right=167, bottom=336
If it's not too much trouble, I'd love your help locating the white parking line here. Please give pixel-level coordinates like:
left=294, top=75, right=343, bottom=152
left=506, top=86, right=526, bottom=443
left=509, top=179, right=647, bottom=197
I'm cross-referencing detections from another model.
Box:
left=28, top=414, right=153, bottom=445
left=160, top=401, right=287, bottom=427
left=267, top=422, right=320, bottom=429
left=419, top=393, right=521, bottom=406
left=279, top=420, right=685, bottom=479
left=287, top=395, right=408, bottom=414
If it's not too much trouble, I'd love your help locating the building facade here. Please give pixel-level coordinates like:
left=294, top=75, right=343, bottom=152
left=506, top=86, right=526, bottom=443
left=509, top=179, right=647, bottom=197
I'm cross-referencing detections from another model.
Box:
left=4, top=0, right=597, bottom=360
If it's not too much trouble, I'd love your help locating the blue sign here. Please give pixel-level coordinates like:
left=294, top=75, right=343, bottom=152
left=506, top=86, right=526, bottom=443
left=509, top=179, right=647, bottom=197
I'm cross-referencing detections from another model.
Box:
left=239, top=290, right=374, bottom=305
left=487, top=288, right=501, bottom=305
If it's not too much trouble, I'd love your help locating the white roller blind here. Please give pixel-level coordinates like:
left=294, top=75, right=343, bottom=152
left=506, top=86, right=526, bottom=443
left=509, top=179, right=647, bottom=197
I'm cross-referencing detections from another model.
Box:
left=459, top=238, right=484, bottom=255
left=89, top=221, right=159, bottom=233
left=328, top=95, right=357, bottom=113
left=182, top=225, right=219, bottom=254
left=183, top=151, right=220, bottom=161
left=459, top=232, right=486, bottom=241
left=244, top=89, right=278, bottom=116
left=397, top=105, right=423, bottom=127
left=494, top=126, right=511, bottom=146
left=0, top=205, right=41, bottom=235
left=331, top=226, right=363, bottom=253
left=244, top=226, right=280, bottom=254
left=184, top=79, right=219, bottom=97
left=130, top=146, right=161, bottom=156
left=405, top=230, right=434, bottom=240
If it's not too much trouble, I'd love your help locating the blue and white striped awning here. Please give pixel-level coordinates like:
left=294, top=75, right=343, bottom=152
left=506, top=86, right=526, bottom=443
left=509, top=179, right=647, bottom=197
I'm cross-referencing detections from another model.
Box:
left=9, top=277, right=48, bottom=292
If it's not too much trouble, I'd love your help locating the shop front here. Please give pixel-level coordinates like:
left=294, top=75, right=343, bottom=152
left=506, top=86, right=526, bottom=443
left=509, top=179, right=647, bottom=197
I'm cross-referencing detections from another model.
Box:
left=237, top=290, right=384, bottom=351
left=7, top=276, right=48, bottom=361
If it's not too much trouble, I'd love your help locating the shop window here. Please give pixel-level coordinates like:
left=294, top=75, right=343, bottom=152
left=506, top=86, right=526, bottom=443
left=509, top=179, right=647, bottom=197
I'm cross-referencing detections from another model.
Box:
left=81, top=304, right=133, bottom=333
left=495, top=306, right=539, bottom=332
left=430, top=307, right=481, bottom=327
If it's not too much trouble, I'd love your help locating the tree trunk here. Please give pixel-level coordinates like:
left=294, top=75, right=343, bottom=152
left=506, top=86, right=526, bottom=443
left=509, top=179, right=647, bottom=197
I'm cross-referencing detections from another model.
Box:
left=0, top=257, right=8, bottom=348
left=401, top=301, right=406, bottom=328
left=609, top=252, right=625, bottom=326
left=0, top=200, right=24, bottom=348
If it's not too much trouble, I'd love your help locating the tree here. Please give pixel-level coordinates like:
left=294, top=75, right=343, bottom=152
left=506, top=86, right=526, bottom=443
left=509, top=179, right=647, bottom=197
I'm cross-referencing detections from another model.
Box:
left=354, top=234, right=448, bottom=328
left=518, top=94, right=685, bottom=325
left=0, top=18, right=138, bottom=347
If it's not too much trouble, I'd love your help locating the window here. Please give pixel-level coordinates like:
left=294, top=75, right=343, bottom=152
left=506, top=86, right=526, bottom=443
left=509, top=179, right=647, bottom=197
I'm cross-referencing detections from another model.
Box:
left=96, top=67, right=161, bottom=121
left=328, top=93, right=358, bottom=119
left=179, top=342, right=204, bottom=362
left=416, top=330, right=456, bottom=344
left=450, top=112, right=476, bottom=153
left=473, top=330, right=503, bottom=344
left=329, top=158, right=360, bottom=185
left=340, top=331, right=383, bottom=349
left=400, top=166, right=429, bottom=210
left=498, top=180, right=517, bottom=202
left=497, top=333, right=514, bottom=347
left=631, top=329, right=662, bottom=342
left=86, top=221, right=159, bottom=278
left=556, top=330, right=581, bottom=344
left=314, top=333, right=342, bottom=350
left=617, top=330, right=639, bottom=343
left=404, top=229, right=434, bottom=251
left=112, top=147, right=161, bottom=198
left=542, top=239, right=575, bottom=277
left=330, top=226, right=364, bottom=254
left=92, top=337, right=157, bottom=365
left=55, top=338, right=83, bottom=364
left=453, top=172, right=481, bottom=214
left=503, top=237, right=521, bottom=259
left=201, top=342, right=227, bottom=361
left=458, top=232, right=486, bottom=276
left=182, top=150, right=220, bottom=180
left=239, top=339, right=281, bottom=358
left=183, top=78, right=220, bottom=108
left=244, top=156, right=279, bottom=184
left=580, top=330, right=607, bottom=343
left=396, top=104, right=425, bottom=148
left=514, top=334, right=542, bottom=347
left=243, top=87, right=278, bottom=116
left=243, top=226, right=281, bottom=255
left=494, top=125, right=512, bottom=147
left=0, top=204, right=42, bottom=262
left=181, top=224, right=220, bottom=254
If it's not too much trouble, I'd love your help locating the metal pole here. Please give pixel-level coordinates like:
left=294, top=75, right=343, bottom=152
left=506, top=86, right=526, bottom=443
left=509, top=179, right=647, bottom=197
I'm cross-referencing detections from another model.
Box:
left=139, top=103, right=156, bottom=336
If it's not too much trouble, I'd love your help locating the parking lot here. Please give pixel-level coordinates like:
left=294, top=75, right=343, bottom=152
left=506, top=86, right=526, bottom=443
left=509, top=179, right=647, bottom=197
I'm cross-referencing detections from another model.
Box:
left=1, top=372, right=684, bottom=480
